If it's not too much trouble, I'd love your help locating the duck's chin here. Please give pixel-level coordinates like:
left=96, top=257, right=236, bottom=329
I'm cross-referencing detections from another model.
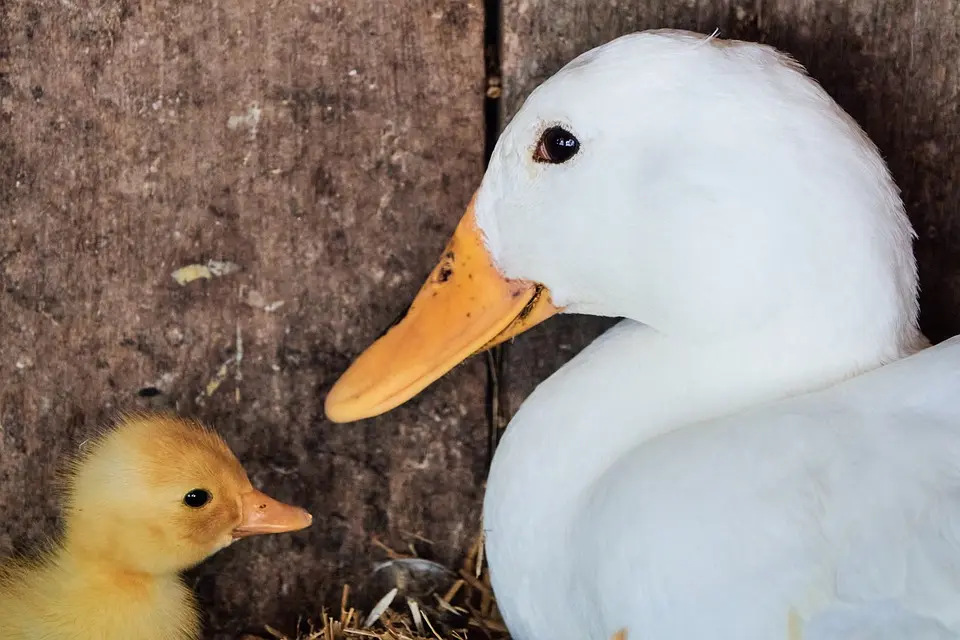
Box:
left=220, top=534, right=241, bottom=548
left=199, top=535, right=239, bottom=561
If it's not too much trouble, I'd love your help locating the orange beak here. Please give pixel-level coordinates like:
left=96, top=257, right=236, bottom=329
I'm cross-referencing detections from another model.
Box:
left=324, top=191, right=561, bottom=423
left=232, top=488, right=313, bottom=539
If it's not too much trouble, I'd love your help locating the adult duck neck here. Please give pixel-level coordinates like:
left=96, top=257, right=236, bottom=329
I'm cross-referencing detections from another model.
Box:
left=484, top=318, right=925, bottom=534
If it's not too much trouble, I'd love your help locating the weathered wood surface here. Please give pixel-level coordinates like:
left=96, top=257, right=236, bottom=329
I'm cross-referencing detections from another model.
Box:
left=0, top=0, right=485, bottom=637
left=500, top=0, right=960, bottom=412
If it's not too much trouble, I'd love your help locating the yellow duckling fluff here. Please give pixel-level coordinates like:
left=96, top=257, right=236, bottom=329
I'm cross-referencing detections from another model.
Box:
left=0, top=412, right=313, bottom=640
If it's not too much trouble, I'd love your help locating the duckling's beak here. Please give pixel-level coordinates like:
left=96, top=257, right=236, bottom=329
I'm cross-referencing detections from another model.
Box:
left=325, top=191, right=560, bottom=423
left=232, top=489, right=313, bottom=539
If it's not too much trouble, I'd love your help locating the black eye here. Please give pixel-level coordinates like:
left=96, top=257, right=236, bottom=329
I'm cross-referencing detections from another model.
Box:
left=534, top=126, right=580, bottom=164
left=183, top=489, right=211, bottom=508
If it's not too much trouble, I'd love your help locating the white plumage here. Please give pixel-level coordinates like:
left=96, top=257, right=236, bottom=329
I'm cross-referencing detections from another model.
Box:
left=474, top=30, right=957, bottom=640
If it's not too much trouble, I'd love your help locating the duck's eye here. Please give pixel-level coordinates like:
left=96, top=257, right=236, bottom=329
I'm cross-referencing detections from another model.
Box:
left=183, top=489, right=211, bottom=508
left=534, top=126, right=580, bottom=164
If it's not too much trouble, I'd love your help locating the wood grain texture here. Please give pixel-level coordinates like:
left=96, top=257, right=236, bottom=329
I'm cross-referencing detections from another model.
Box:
left=0, top=0, right=485, bottom=636
left=500, top=0, right=960, bottom=409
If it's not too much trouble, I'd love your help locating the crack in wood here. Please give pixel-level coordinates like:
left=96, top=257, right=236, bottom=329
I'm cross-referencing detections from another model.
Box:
left=483, top=0, right=509, bottom=471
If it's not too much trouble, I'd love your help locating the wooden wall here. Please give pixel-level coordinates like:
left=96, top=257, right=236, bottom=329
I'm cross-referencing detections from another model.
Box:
left=2, top=0, right=959, bottom=637
left=0, top=1, right=487, bottom=637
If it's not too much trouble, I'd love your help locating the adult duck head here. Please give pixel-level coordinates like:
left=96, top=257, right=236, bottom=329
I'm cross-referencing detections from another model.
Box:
left=325, top=29, right=922, bottom=424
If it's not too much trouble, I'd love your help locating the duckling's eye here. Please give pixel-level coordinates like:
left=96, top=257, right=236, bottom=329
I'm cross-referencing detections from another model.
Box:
left=534, top=126, right=580, bottom=164
left=183, top=489, right=211, bottom=508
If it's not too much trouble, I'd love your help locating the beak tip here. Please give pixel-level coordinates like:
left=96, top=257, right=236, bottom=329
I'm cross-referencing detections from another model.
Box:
left=325, top=370, right=390, bottom=424
left=324, top=367, right=367, bottom=423
left=324, top=393, right=357, bottom=424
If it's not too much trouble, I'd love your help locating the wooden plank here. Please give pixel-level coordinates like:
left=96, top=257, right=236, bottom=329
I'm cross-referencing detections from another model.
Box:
left=0, top=0, right=485, bottom=636
left=500, top=0, right=960, bottom=412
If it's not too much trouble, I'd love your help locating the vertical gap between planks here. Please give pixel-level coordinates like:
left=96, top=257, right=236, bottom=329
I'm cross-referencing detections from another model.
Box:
left=482, top=0, right=508, bottom=471
left=482, top=0, right=502, bottom=165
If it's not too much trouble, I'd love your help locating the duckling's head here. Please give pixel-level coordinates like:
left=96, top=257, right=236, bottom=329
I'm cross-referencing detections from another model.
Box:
left=324, top=29, right=924, bottom=423
left=61, top=413, right=312, bottom=575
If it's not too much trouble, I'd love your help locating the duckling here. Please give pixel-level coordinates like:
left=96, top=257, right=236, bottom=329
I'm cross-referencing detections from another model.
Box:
left=0, top=412, right=313, bottom=640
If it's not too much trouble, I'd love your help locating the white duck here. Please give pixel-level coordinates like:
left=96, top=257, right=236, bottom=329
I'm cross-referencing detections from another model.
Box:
left=324, top=29, right=960, bottom=640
